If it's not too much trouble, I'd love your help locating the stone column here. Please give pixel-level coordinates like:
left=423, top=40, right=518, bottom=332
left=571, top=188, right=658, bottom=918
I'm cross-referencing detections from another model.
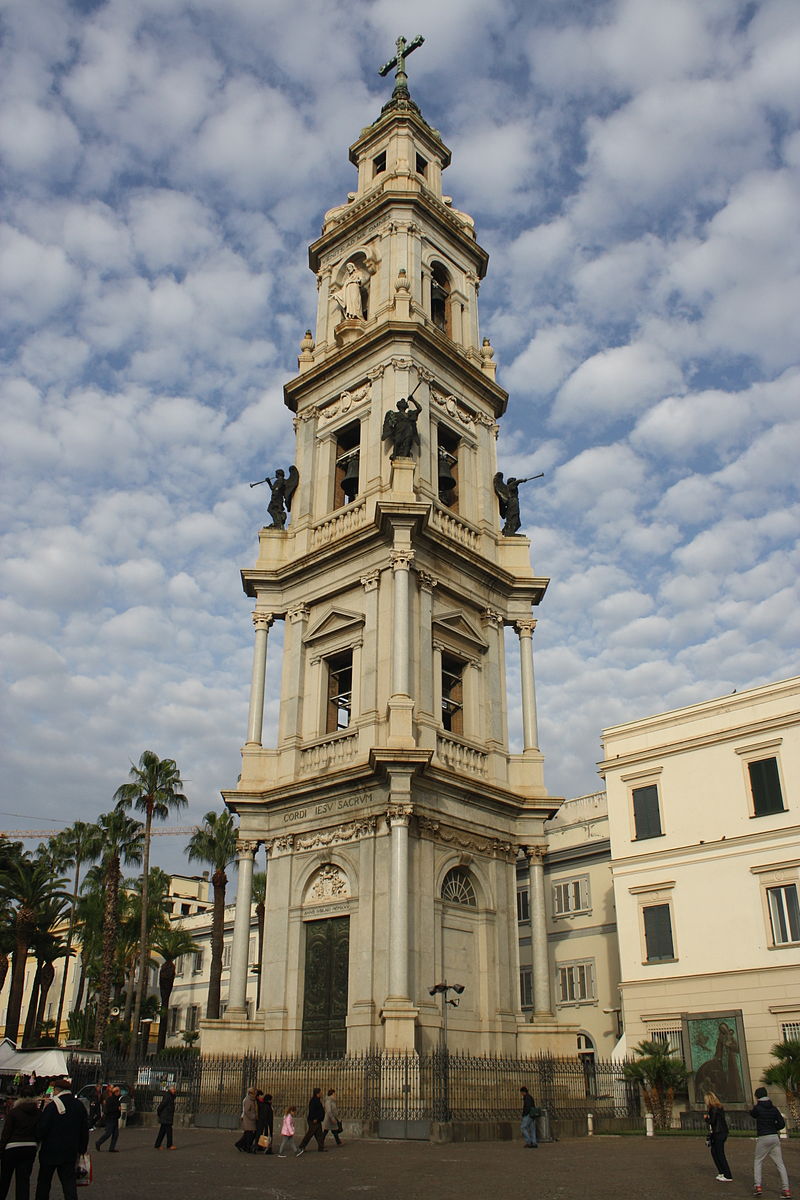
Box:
left=387, top=803, right=413, bottom=1001
left=417, top=572, right=438, bottom=718
left=524, top=844, right=552, bottom=1017
left=226, top=840, right=259, bottom=1018
left=246, top=612, right=273, bottom=746
left=391, top=549, right=414, bottom=696
left=481, top=609, right=505, bottom=749
left=516, top=619, right=539, bottom=750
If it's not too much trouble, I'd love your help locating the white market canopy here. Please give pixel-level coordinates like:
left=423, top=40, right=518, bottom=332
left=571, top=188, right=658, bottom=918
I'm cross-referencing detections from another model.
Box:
left=0, top=1039, right=69, bottom=1078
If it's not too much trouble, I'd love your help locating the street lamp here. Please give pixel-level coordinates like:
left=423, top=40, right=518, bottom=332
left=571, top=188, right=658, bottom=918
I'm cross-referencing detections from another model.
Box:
left=428, top=981, right=465, bottom=1122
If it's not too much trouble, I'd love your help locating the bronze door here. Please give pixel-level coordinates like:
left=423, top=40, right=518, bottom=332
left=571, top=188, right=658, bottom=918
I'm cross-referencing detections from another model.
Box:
left=301, top=915, right=349, bottom=1057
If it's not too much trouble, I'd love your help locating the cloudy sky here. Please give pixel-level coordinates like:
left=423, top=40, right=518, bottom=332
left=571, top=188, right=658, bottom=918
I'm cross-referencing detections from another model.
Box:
left=2, top=0, right=799, bottom=875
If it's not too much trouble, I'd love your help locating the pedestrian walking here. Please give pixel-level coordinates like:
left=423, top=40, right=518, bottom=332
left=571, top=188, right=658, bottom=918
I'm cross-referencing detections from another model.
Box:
left=277, top=1106, right=298, bottom=1157
left=0, top=1087, right=41, bottom=1200
left=254, top=1091, right=273, bottom=1153
left=751, top=1086, right=791, bottom=1198
left=34, top=1077, right=89, bottom=1200
left=154, top=1086, right=176, bottom=1150
left=234, top=1087, right=258, bottom=1153
left=297, top=1087, right=325, bottom=1153
left=322, top=1088, right=342, bottom=1147
left=520, top=1085, right=539, bottom=1148
left=703, top=1091, right=732, bottom=1182
left=94, top=1087, right=121, bottom=1153
left=86, top=1087, right=102, bottom=1132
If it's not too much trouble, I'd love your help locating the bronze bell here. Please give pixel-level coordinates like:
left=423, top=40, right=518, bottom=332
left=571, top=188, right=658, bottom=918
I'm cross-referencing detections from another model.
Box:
left=340, top=452, right=360, bottom=500
left=438, top=450, right=457, bottom=502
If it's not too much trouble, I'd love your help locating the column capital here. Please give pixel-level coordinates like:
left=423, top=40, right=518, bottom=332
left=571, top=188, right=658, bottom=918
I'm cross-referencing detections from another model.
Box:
left=416, top=569, right=438, bottom=592
left=386, top=803, right=414, bottom=827
left=522, top=843, right=547, bottom=863
left=515, top=619, right=537, bottom=638
left=361, top=570, right=381, bottom=592
left=287, top=605, right=310, bottom=624
left=481, top=607, right=504, bottom=627
left=266, top=835, right=294, bottom=856
left=251, top=611, right=274, bottom=632
left=390, top=549, right=415, bottom=571
left=236, top=839, right=260, bottom=858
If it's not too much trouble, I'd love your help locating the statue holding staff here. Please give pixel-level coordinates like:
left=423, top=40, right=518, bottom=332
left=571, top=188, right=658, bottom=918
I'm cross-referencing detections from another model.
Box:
left=493, top=471, right=544, bottom=536
left=382, top=386, right=423, bottom=459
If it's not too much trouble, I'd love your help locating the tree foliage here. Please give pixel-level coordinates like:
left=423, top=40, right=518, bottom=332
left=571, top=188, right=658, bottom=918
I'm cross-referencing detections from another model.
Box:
left=186, top=810, right=238, bottom=1019
left=762, top=1040, right=800, bottom=1130
left=623, top=1039, right=688, bottom=1130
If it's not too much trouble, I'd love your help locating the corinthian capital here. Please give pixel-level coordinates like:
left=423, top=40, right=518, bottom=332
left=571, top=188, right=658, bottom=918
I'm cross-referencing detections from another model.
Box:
left=251, top=611, right=274, bottom=632
left=386, top=804, right=414, bottom=826
left=515, top=619, right=537, bottom=638
left=390, top=549, right=415, bottom=571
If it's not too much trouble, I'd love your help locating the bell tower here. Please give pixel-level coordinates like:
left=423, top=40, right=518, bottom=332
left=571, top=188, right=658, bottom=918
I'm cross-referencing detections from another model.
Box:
left=207, top=42, right=570, bottom=1057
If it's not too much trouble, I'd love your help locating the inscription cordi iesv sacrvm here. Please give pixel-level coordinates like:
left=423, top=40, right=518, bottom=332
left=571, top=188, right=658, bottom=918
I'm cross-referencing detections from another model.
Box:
left=283, top=792, right=370, bottom=823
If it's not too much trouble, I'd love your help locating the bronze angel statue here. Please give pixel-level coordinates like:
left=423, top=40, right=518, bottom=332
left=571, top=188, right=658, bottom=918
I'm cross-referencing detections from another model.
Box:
left=250, top=465, right=299, bottom=529
left=493, top=471, right=543, bottom=536
left=382, top=395, right=422, bottom=459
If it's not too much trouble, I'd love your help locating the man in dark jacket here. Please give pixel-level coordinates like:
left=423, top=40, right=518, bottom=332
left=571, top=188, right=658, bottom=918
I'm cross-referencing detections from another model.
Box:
left=34, top=1077, right=89, bottom=1200
left=154, top=1086, right=176, bottom=1150
left=0, top=1087, right=41, bottom=1200
left=751, top=1086, right=790, bottom=1198
left=94, top=1087, right=121, bottom=1153
left=296, top=1088, right=325, bottom=1153
left=520, top=1085, right=539, bottom=1148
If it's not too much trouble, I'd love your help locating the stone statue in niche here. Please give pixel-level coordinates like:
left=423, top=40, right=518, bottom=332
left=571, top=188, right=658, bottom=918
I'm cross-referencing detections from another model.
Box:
left=493, top=471, right=543, bottom=536
left=250, top=465, right=299, bottom=529
left=333, top=261, right=367, bottom=320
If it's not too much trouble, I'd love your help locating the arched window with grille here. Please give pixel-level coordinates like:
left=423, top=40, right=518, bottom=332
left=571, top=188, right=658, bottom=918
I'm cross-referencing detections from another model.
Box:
left=441, top=867, right=477, bottom=907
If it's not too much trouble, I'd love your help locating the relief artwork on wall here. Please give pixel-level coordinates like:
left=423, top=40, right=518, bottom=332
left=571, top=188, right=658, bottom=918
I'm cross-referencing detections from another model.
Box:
left=683, top=1010, right=750, bottom=1105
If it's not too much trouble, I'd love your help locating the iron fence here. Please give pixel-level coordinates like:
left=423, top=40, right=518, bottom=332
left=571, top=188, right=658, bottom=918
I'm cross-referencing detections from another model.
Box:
left=66, top=1048, right=641, bottom=1134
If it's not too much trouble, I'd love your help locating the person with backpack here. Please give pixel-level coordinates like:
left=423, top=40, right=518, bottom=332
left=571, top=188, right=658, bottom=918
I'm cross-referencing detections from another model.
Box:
left=751, top=1085, right=791, bottom=1198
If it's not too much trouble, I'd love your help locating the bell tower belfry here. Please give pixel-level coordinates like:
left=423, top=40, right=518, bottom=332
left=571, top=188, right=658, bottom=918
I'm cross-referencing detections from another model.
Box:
left=208, top=43, right=570, bottom=1058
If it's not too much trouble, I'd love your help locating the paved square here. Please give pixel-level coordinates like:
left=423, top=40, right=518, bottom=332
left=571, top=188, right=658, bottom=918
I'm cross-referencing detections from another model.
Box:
left=70, top=1127, right=799, bottom=1200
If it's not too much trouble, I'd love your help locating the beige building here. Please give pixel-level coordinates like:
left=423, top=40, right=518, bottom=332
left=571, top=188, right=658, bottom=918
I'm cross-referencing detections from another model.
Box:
left=601, top=675, right=800, bottom=1104
left=202, top=52, right=573, bottom=1058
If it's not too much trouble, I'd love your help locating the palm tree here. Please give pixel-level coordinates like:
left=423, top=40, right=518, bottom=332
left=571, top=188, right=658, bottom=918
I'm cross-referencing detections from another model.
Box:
left=151, top=925, right=200, bottom=1051
left=252, top=870, right=266, bottom=1009
left=119, top=869, right=170, bottom=1032
left=48, top=821, right=103, bottom=1044
left=0, top=855, right=68, bottom=1044
left=93, top=810, right=144, bottom=1050
left=0, top=908, right=15, bottom=1002
left=22, top=891, right=70, bottom=1046
left=762, top=1040, right=800, bottom=1130
left=186, top=810, right=238, bottom=1019
left=73, top=869, right=105, bottom=1018
left=113, top=751, right=187, bottom=1051
left=624, top=1039, right=688, bottom=1130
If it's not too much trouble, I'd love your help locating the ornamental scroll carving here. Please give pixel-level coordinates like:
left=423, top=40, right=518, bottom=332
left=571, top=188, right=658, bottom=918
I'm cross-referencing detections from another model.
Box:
left=306, top=863, right=350, bottom=903
left=294, top=816, right=378, bottom=851
left=267, top=835, right=294, bottom=855
left=418, top=816, right=516, bottom=861
left=319, top=380, right=371, bottom=422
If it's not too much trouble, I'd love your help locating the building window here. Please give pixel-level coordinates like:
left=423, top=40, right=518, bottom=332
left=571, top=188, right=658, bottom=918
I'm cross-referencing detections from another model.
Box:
left=558, top=960, right=595, bottom=1004
left=326, top=649, right=353, bottom=732
left=181, top=902, right=190, bottom=915
left=633, top=784, right=663, bottom=840
left=781, top=1021, right=800, bottom=1041
left=520, top=967, right=533, bottom=1009
left=186, top=1005, right=200, bottom=1031
left=517, top=888, right=530, bottom=923
left=373, top=151, right=386, bottom=176
left=175, top=957, right=184, bottom=978
left=643, top=903, right=675, bottom=962
left=168, top=1007, right=180, bottom=1035
left=334, top=421, right=360, bottom=507
left=749, top=758, right=785, bottom=816
left=441, top=653, right=465, bottom=734
left=553, top=877, right=590, bottom=916
left=415, top=153, right=428, bottom=177
left=648, top=1025, right=685, bottom=1059
left=222, top=943, right=232, bottom=969
left=441, top=867, right=477, bottom=907
left=767, top=884, right=800, bottom=945
left=430, top=261, right=451, bottom=334
left=192, top=950, right=204, bottom=974
left=436, top=424, right=459, bottom=509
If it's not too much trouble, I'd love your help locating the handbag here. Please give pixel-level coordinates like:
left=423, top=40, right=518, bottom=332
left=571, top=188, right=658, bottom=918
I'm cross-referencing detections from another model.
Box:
left=257, top=1134, right=271, bottom=1149
left=76, top=1153, right=92, bottom=1186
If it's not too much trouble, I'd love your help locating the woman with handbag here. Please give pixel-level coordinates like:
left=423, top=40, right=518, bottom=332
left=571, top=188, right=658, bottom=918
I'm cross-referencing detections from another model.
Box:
left=704, top=1091, right=733, bottom=1182
left=254, top=1092, right=273, bottom=1153
left=234, top=1087, right=258, bottom=1153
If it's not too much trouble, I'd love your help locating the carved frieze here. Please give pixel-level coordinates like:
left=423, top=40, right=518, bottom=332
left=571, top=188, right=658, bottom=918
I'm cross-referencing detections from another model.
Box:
left=319, top=380, right=371, bottom=422
left=294, top=815, right=378, bottom=852
left=418, top=816, right=516, bottom=861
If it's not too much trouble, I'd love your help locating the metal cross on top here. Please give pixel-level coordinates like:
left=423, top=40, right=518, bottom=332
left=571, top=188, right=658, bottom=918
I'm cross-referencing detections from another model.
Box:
left=379, top=34, right=425, bottom=92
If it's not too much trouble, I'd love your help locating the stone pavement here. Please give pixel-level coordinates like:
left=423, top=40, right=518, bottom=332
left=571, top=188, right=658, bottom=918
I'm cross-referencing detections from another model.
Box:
left=71, top=1127, right=799, bottom=1200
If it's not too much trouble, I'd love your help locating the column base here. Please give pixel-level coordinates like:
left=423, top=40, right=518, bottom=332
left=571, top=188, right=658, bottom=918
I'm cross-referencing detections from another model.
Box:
left=387, top=695, right=415, bottom=746
left=199, top=1015, right=258, bottom=1055
left=381, top=999, right=419, bottom=1051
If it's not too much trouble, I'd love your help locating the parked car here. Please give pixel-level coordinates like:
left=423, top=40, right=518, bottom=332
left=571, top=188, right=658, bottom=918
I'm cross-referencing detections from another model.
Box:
left=77, top=1083, right=135, bottom=1120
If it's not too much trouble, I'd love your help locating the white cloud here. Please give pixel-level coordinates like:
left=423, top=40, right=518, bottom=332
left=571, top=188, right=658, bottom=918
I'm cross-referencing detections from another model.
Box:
left=553, top=343, right=684, bottom=426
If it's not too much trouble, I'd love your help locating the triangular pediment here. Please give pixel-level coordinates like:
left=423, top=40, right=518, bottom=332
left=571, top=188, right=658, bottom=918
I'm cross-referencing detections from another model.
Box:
left=432, top=609, right=488, bottom=654
left=304, top=606, right=365, bottom=647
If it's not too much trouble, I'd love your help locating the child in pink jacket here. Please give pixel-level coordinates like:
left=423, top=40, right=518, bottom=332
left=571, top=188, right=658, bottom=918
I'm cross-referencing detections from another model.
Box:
left=278, top=1106, right=298, bottom=1157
